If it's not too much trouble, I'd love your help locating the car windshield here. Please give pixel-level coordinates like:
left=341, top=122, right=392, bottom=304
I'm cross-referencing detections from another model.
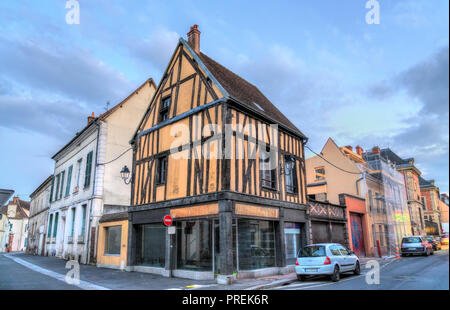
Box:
left=402, top=237, right=421, bottom=243
left=298, top=246, right=326, bottom=257
left=425, top=237, right=434, bottom=241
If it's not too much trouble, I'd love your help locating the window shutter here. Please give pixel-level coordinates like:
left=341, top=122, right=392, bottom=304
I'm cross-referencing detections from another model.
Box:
left=59, top=171, right=65, bottom=200
left=53, top=213, right=59, bottom=237
left=81, top=205, right=86, bottom=236
left=55, top=174, right=60, bottom=201
left=65, top=165, right=73, bottom=197
left=49, top=176, right=55, bottom=203
left=84, top=151, right=93, bottom=188
left=47, top=214, right=53, bottom=237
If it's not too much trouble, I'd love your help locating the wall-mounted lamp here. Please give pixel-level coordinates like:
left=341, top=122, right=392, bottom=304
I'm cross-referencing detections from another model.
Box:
left=120, top=165, right=131, bottom=185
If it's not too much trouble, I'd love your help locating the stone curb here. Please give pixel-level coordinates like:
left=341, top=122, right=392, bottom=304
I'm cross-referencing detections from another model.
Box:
left=244, top=277, right=298, bottom=290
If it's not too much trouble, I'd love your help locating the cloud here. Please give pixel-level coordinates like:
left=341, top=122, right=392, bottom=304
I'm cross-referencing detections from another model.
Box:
left=0, top=35, right=132, bottom=104
left=127, top=27, right=180, bottom=73
left=0, top=95, right=88, bottom=139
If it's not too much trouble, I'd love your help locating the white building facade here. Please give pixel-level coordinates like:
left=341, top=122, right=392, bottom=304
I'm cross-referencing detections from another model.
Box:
left=45, top=79, right=156, bottom=264
left=27, top=176, right=53, bottom=255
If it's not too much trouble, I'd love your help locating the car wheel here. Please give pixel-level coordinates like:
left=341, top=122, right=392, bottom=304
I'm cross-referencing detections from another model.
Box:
left=297, top=275, right=306, bottom=281
left=353, top=261, right=361, bottom=275
left=401, top=254, right=406, bottom=257
left=331, top=265, right=340, bottom=282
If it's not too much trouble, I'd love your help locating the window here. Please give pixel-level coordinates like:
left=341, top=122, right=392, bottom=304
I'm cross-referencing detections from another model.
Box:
left=156, top=156, right=168, bottom=185
left=80, top=205, right=87, bottom=236
left=284, top=156, right=298, bottom=194
left=238, top=220, right=276, bottom=270
left=159, top=96, right=171, bottom=123
left=136, top=224, right=166, bottom=267
left=55, top=174, right=61, bottom=201
left=70, top=208, right=76, bottom=237
left=337, top=245, right=349, bottom=256
left=59, top=170, right=65, bottom=199
left=84, top=151, right=93, bottom=188
left=421, top=196, right=426, bottom=210
left=314, top=167, right=325, bottom=181
left=65, top=165, right=73, bottom=197
left=104, top=226, right=122, bottom=255
left=260, top=153, right=277, bottom=190
left=47, top=214, right=53, bottom=237
left=299, top=245, right=326, bottom=257
left=53, top=213, right=59, bottom=238
left=76, top=158, right=82, bottom=188
left=329, top=245, right=342, bottom=256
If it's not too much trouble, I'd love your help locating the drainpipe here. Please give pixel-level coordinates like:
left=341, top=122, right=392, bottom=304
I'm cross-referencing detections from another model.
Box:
left=86, top=119, right=101, bottom=264
left=356, top=171, right=365, bottom=196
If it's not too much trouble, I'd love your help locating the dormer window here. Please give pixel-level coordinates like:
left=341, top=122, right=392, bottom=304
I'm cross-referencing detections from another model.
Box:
left=159, top=96, right=171, bottom=123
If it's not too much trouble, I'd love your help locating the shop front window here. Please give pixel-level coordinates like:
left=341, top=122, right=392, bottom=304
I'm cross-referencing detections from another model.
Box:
left=237, top=219, right=276, bottom=270
left=284, top=222, right=302, bottom=265
left=176, top=220, right=213, bottom=271
left=104, top=225, right=121, bottom=255
left=136, top=223, right=166, bottom=267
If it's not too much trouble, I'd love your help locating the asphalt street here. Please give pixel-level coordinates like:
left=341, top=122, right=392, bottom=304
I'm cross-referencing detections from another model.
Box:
left=273, top=249, right=449, bottom=290
left=0, top=250, right=448, bottom=290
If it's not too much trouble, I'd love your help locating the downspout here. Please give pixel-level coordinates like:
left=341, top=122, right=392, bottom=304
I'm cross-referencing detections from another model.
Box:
left=86, top=119, right=101, bottom=264
left=356, top=171, right=365, bottom=196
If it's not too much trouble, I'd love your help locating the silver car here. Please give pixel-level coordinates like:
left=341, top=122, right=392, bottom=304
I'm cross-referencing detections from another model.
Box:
left=401, top=236, right=434, bottom=256
left=295, top=243, right=360, bottom=282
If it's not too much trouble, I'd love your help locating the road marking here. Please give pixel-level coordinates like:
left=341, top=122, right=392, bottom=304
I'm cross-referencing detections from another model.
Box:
left=4, top=254, right=110, bottom=290
left=276, top=259, right=398, bottom=290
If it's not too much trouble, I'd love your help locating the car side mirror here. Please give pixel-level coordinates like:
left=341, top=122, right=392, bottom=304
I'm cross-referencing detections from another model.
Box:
left=348, top=250, right=354, bottom=255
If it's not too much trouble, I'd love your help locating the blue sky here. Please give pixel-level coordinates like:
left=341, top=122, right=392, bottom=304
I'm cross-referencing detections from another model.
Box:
left=0, top=0, right=448, bottom=198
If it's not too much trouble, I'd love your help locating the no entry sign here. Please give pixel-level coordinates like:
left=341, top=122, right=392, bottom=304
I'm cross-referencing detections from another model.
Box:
left=163, top=215, right=173, bottom=226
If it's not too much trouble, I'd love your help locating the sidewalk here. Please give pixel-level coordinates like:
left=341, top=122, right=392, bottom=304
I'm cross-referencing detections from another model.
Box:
left=2, top=252, right=393, bottom=290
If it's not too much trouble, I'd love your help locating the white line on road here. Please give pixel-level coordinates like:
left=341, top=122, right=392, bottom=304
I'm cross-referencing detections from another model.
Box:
left=275, top=259, right=398, bottom=290
left=4, top=254, right=110, bottom=290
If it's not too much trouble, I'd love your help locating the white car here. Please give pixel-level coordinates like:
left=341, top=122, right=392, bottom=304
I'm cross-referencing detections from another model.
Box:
left=295, top=243, right=360, bottom=282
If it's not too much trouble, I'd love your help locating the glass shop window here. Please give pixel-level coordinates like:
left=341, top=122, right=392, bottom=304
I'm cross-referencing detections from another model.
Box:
left=136, top=223, right=166, bottom=267
left=104, top=225, right=122, bottom=255
left=237, top=219, right=276, bottom=270
left=176, top=220, right=213, bottom=271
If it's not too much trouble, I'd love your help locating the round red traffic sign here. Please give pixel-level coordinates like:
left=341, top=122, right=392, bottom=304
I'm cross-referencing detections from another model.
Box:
left=163, top=215, right=173, bottom=226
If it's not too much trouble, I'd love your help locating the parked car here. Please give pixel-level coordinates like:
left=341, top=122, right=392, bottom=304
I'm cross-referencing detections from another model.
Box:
left=441, top=234, right=449, bottom=246
left=425, top=236, right=441, bottom=251
left=295, top=243, right=360, bottom=282
left=400, top=236, right=434, bottom=256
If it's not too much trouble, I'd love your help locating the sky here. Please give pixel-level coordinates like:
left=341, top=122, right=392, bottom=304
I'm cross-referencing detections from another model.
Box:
left=0, top=0, right=448, bottom=198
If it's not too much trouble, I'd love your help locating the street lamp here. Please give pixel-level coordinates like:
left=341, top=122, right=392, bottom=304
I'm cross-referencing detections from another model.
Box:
left=120, top=165, right=131, bottom=184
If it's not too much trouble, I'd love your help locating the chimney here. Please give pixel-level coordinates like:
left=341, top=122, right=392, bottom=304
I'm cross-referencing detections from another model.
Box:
left=13, top=196, right=19, bottom=204
left=372, top=146, right=380, bottom=154
left=87, top=112, right=95, bottom=124
left=345, top=145, right=353, bottom=152
left=187, top=24, right=201, bottom=54
left=356, top=145, right=363, bottom=156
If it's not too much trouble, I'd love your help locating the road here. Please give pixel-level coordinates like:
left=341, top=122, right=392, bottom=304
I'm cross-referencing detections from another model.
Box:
left=1, top=250, right=448, bottom=290
left=273, top=249, right=449, bottom=290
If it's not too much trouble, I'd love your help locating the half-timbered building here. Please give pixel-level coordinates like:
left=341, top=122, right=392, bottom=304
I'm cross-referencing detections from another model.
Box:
left=128, top=25, right=309, bottom=280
